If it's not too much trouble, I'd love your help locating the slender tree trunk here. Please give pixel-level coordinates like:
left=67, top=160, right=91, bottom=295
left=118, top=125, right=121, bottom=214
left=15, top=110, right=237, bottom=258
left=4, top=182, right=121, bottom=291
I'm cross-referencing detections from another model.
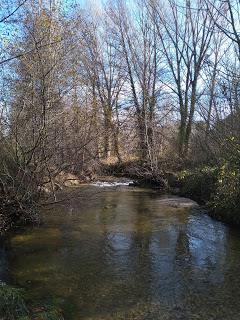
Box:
left=92, top=83, right=101, bottom=160
left=103, top=107, right=112, bottom=160
left=184, top=81, right=197, bottom=154
left=137, top=110, right=148, bottom=163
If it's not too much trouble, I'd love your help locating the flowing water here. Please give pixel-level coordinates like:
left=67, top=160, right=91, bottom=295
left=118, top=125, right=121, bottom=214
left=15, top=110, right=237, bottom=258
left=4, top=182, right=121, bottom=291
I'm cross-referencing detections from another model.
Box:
left=2, top=184, right=240, bottom=319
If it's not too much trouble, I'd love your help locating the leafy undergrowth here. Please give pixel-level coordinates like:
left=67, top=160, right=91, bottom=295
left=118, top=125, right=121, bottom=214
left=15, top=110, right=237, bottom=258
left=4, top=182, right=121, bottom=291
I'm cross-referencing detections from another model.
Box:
left=177, top=164, right=240, bottom=225
left=0, top=283, right=64, bottom=320
left=177, top=166, right=219, bottom=204
left=211, top=163, right=240, bottom=224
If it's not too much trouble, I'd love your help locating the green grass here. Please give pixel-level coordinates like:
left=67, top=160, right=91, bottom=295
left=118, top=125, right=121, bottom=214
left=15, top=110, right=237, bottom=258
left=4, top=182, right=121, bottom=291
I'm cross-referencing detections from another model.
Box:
left=0, top=282, right=64, bottom=320
left=0, top=282, right=29, bottom=320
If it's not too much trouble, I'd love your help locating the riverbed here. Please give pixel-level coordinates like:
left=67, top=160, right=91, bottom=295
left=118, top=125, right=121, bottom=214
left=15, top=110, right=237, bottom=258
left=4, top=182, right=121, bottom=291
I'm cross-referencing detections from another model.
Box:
left=2, top=184, right=240, bottom=319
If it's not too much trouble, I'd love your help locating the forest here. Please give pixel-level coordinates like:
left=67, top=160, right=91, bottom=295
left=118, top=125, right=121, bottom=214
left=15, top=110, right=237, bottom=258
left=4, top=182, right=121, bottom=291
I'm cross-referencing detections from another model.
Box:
left=0, top=0, right=240, bottom=229
left=1, top=1, right=240, bottom=319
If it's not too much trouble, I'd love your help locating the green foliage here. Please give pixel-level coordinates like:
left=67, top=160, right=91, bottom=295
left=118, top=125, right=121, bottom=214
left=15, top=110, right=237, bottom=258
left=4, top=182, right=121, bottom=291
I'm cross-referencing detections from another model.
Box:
left=211, top=162, right=240, bottom=224
left=178, top=166, right=218, bottom=204
left=0, top=282, right=29, bottom=320
left=178, top=161, right=240, bottom=224
left=33, top=307, right=64, bottom=320
left=0, top=283, right=64, bottom=320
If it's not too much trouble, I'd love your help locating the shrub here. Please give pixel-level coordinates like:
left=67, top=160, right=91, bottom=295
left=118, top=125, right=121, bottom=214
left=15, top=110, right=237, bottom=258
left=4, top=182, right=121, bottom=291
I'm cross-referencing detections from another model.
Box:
left=211, top=163, right=240, bottom=224
left=178, top=166, right=219, bottom=204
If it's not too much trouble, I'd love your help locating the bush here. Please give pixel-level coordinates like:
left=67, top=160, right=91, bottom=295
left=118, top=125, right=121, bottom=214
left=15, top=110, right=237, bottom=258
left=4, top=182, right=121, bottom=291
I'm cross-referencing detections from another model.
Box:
left=178, top=166, right=219, bottom=204
left=178, top=163, right=240, bottom=225
left=211, top=163, right=240, bottom=224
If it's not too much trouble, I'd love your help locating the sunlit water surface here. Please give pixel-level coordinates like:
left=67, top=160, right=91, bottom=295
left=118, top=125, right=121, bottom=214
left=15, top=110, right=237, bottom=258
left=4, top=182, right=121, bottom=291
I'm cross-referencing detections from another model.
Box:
left=2, top=185, right=240, bottom=319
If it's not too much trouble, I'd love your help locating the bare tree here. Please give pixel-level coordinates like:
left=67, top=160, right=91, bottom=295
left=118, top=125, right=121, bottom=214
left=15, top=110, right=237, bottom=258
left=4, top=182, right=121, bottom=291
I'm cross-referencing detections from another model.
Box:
left=109, top=0, right=162, bottom=166
left=147, top=0, right=215, bottom=158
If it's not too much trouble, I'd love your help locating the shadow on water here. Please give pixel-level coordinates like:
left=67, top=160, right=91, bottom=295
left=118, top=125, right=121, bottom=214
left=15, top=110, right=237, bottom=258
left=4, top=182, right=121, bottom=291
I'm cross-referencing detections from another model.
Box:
left=0, top=239, right=9, bottom=283
left=2, top=185, right=240, bottom=319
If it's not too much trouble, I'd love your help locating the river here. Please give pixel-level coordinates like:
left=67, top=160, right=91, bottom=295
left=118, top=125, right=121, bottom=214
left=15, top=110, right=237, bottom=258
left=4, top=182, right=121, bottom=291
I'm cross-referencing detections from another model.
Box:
left=2, top=183, right=240, bottom=319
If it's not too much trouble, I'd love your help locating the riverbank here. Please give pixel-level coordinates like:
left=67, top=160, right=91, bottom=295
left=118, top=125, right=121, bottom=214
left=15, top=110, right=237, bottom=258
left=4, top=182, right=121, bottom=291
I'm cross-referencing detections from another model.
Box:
left=0, top=281, right=64, bottom=320
left=102, top=161, right=240, bottom=226
left=1, top=160, right=239, bottom=237
left=2, top=184, right=240, bottom=320
left=0, top=172, right=239, bottom=319
left=176, top=165, right=240, bottom=226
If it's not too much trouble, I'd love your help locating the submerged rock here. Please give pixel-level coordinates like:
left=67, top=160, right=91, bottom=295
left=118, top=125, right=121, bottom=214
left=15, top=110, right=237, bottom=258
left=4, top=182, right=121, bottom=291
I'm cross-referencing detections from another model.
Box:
left=157, top=195, right=199, bottom=209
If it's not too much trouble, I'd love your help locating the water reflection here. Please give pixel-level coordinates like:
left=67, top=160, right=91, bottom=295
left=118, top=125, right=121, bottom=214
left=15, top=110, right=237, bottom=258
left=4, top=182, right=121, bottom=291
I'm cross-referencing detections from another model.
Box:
left=0, top=240, right=8, bottom=283
left=5, top=187, right=240, bottom=319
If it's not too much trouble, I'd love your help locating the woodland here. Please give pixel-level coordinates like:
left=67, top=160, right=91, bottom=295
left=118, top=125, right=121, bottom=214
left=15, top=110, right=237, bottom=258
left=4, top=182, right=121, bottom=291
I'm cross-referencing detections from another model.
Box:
left=0, top=0, right=240, bottom=230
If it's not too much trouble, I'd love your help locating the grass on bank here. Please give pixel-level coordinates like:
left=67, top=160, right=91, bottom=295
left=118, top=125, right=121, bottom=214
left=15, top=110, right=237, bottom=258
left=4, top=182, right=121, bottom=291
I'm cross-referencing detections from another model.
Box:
left=0, top=282, right=64, bottom=320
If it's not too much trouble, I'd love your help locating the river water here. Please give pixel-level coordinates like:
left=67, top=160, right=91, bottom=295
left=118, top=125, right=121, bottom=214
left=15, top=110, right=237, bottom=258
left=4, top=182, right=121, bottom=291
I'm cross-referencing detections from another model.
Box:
left=2, top=184, right=240, bottom=319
